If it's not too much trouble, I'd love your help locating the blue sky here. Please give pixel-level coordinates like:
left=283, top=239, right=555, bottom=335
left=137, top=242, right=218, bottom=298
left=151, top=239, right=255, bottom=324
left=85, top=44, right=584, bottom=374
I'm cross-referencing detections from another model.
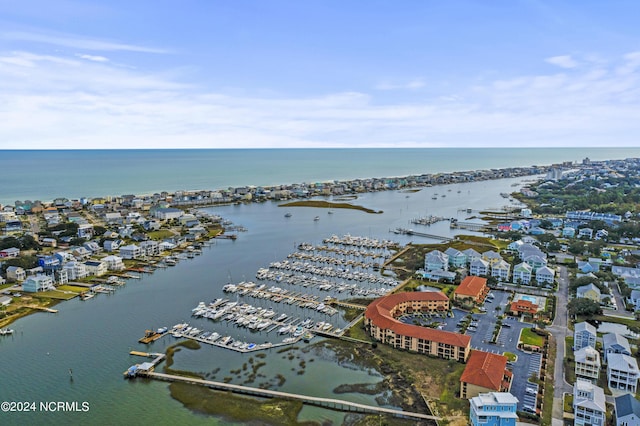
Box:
left=1, top=0, right=640, bottom=148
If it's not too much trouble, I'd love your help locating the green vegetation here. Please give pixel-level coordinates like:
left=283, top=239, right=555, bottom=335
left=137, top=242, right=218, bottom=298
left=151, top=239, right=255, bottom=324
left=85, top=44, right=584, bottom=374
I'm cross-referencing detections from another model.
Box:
left=564, top=393, right=573, bottom=413
left=568, top=298, right=602, bottom=317
left=147, top=229, right=175, bottom=240
left=519, top=328, right=545, bottom=347
left=503, top=352, right=517, bottom=362
left=56, top=285, right=89, bottom=293
left=279, top=200, right=383, bottom=214
left=34, top=290, right=78, bottom=300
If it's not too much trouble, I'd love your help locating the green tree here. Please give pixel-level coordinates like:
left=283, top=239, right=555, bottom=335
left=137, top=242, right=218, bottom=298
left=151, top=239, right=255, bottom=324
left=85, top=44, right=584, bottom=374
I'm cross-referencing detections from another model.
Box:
left=568, top=298, right=602, bottom=317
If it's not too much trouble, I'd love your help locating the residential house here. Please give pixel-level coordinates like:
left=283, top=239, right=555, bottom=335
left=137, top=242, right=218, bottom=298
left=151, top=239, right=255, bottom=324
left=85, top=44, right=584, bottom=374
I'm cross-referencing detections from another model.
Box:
left=139, top=240, right=160, bottom=257
left=84, top=260, right=107, bottom=277
left=103, top=239, right=122, bottom=252
left=6, top=266, right=26, bottom=282
left=72, top=246, right=91, bottom=260
left=507, top=240, right=524, bottom=252
left=63, top=261, right=88, bottom=280
left=119, top=244, right=143, bottom=260
left=608, top=353, right=639, bottom=393
left=83, top=241, right=102, bottom=254
left=595, top=229, right=609, bottom=240
left=574, top=322, right=597, bottom=350
left=578, top=261, right=600, bottom=274
left=535, top=266, right=555, bottom=285
left=482, top=250, right=503, bottom=265
left=0, top=295, right=12, bottom=306
left=102, top=255, right=125, bottom=271
left=0, top=247, right=20, bottom=258
left=573, top=379, right=606, bottom=426
left=579, top=228, right=594, bottom=239
left=444, top=247, right=467, bottom=269
left=22, top=275, right=55, bottom=292
left=77, top=223, right=94, bottom=239
left=512, top=262, right=532, bottom=285
left=576, top=284, right=601, bottom=304
left=575, top=346, right=601, bottom=383
left=524, top=254, right=548, bottom=270
left=563, top=227, right=576, bottom=238
left=469, top=258, right=490, bottom=277
left=604, top=334, right=632, bottom=362
left=424, top=250, right=449, bottom=272
left=159, top=241, right=176, bottom=251
left=460, top=351, right=513, bottom=399
left=153, top=207, right=183, bottom=220
left=469, top=392, right=519, bottom=426
left=491, top=260, right=511, bottom=281
left=614, top=393, right=640, bottom=426
left=463, top=248, right=482, bottom=265
left=454, top=276, right=489, bottom=304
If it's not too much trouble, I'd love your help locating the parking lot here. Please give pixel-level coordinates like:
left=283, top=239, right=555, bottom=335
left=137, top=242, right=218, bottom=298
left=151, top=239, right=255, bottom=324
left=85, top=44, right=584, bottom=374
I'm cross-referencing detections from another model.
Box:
left=403, top=289, right=543, bottom=411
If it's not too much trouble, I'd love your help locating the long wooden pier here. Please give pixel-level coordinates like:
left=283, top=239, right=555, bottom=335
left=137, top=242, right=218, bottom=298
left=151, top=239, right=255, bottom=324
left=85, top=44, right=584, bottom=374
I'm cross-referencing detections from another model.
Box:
left=391, top=228, right=450, bottom=242
left=142, top=371, right=439, bottom=421
left=450, top=221, right=488, bottom=231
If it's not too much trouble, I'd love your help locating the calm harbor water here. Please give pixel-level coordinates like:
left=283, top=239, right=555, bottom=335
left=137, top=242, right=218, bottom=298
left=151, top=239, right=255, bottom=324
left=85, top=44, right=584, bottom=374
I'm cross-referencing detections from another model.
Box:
left=1, top=148, right=639, bottom=425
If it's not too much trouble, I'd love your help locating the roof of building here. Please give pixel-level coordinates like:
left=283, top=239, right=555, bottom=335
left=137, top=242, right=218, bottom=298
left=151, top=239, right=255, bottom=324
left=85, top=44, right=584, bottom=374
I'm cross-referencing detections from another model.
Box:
left=574, top=379, right=606, bottom=412
left=460, top=350, right=508, bottom=391
left=608, top=353, right=638, bottom=373
left=510, top=299, right=538, bottom=314
left=574, top=346, right=600, bottom=363
left=575, top=321, right=597, bottom=334
left=454, top=276, right=487, bottom=298
left=365, top=292, right=470, bottom=348
left=615, top=393, right=640, bottom=420
left=603, top=333, right=631, bottom=353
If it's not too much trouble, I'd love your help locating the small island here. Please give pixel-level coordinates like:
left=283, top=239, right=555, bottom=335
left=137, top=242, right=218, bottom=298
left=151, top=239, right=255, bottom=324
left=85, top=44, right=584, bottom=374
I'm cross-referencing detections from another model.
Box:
left=278, top=200, right=383, bottom=214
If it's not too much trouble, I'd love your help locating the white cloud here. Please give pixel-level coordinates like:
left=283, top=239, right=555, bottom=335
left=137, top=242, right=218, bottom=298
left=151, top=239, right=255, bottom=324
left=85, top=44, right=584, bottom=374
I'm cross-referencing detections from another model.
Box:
left=2, top=30, right=168, bottom=53
left=76, top=54, right=109, bottom=62
left=375, top=79, right=425, bottom=90
left=545, top=55, right=578, bottom=69
left=1, top=50, right=640, bottom=149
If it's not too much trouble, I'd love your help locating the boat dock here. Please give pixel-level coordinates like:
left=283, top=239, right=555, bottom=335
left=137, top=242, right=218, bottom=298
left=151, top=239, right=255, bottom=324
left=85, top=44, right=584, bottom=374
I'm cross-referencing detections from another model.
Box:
left=124, top=351, right=166, bottom=378
left=134, top=370, right=439, bottom=422
left=391, top=228, right=450, bottom=241
left=138, top=329, right=169, bottom=344
left=409, top=215, right=447, bottom=226
left=449, top=220, right=489, bottom=231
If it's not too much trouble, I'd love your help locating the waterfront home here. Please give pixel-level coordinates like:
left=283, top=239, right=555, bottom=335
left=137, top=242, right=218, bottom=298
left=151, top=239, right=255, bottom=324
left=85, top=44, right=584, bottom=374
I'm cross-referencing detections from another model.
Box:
left=607, top=353, right=639, bottom=393
left=152, top=207, right=183, bottom=220
left=6, top=266, right=26, bottom=282
left=576, top=283, right=602, bottom=303
left=460, top=351, right=513, bottom=399
left=420, top=269, right=457, bottom=282
left=22, top=275, right=55, bottom=293
left=0, top=295, right=12, bottom=306
left=84, top=260, right=107, bottom=277
left=103, top=239, right=122, bottom=252
left=603, top=334, right=632, bottom=362
left=158, top=241, right=176, bottom=251
left=102, top=255, right=125, bottom=271
left=482, top=250, right=503, bottom=265
left=463, top=248, right=482, bottom=265
left=573, top=379, right=606, bottom=426
left=524, top=254, right=548, bottom=270
left=424, top=250, right=449, bottom=272
left=364, top=292, right=470, bottom=362
left=469, top=392, right=518, bottom=426
left=37, top=255, right=61, bottom=272
left=119, top=244, right=143, bottom=260
left=83, top=241, right=102, bottom=254
left=72, top=246, right=91, bottom=260
left=517, top=243, right=546, bottom=260
left=574, top=322, right=597, bottom=350
left=63, top=261, right=88, bottom=280
left=454, top=276, right=489, bottom=304
left=535, top=266, right=555, bottom=285
left=444, top=247, right=467, bottom=268
left=469, top=258, right=490, bottom=277
left=139, top=240, right=160, bottom=257
left=491, top=260, right=511, bottom=281
left=512, top=262, right=532, bottom=285
left=0, top=247, right=20, bottom=258
left=507, top=240, right=524, bottom=251
left=614, top=393, right=640, bottom=426
left=574, top=346, right=601, bottom=383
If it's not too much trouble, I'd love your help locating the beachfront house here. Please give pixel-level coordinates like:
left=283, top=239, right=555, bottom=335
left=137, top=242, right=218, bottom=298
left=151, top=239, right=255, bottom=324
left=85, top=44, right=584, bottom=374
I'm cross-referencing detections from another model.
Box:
left=575, top=346, right=601, bottom=383
left=444, top=247, right=467, bottom=268
left=139, top=240, right=160, bottom=257
left=84, top=260, right=107, bottom=277
left=607, top=353, right=639, bottom=393
left=119, top=244, right=143, bottom=260
left=573, top=379, right=606, bottom=426
left=424, top=250, right=449, bottom=272
left=63, top=261, right=88, bottom=280
left=469, top=392, right=518, bottom=426
left=6, top=266, right=26, bottom=282
left=512, top=262, right=532, bottom=285
left=604, top=334, right=632, bottom=362
left=102, top=255, right=125, bottom=271
left=574, top=322, right=597, bottom=350
left=22, top=274, right=55, bottom=293
left=469, top=258, right=490, bottom=277
left=491, top=260, right=511, bottom=281
left=463, top=248, right=481, bottom=265
left=615, top=393, right=640, bottom=426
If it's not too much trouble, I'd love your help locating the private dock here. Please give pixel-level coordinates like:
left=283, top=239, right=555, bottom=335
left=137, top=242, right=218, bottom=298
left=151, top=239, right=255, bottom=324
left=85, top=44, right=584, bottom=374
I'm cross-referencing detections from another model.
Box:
left=138, top=330, right=168, bottom=344
left=449, top=220, right=489, bottom=231
left=391, top=228, right=450, bottom=241
left=132, top=369, right=439, bottom=422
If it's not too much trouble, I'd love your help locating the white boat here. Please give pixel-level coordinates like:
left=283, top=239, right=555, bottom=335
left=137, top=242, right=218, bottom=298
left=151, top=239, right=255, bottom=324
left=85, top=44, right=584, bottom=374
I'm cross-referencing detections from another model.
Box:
left=0, top=328, right=14, bottom=335
left=313, top=216, right=320, bottom=221
left=278, top=325, right=291, bottom=334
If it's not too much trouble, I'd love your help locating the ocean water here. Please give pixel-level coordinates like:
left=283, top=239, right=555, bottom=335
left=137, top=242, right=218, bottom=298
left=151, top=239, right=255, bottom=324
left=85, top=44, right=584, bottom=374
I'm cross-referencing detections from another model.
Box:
left=0, top=148, right=639, bottom=425
left=2, top=148, right=639, bottom=206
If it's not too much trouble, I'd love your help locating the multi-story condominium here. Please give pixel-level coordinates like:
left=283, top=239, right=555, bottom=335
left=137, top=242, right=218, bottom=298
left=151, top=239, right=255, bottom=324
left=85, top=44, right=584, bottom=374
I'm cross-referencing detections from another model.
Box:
left=513, top=262, right=532, bottom=285
left=573, top=379, right=606, bottom=426
left=444, top=247, right=467, bottom=268
left=454, top=276, right=489, bottom=304
left=469, top=392, right=519, bottom=426
left=460, top=351, right=513, bottom=399
left=608, top=353, right=639, bottom=393
left=536, top=266, right=555, bottom=285
left=364, top=292, right=470, bottom=362
left=574, top=322, right=597, bottom=350
left=491, top=260, right=511, bottom=281
left=575, top=346, right=601, bottom=383
left=470, top=258, right=490, bottom=276
left=604, top=333, right=632, bottom=362
left=615, top=393, right=640, bottom=426
left=424, top=250, right=449, bottom=271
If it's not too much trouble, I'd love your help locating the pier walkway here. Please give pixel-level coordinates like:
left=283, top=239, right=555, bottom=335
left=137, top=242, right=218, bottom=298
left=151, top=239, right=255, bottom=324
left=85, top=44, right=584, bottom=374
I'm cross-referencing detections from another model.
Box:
left=142, top=371, right=439, bottom=421
left=391, top=228, right=450, bottom=242
left=450, top=221, right=489, bottom=231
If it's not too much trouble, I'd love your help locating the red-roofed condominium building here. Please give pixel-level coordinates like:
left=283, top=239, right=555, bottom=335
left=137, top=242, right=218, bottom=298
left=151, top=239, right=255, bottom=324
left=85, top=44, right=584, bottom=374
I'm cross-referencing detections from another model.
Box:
left=454, top=276, right=489, bottom=304
left=364, top=291, right=471, bottom=362
left=460, top=350, right=513, bottom=399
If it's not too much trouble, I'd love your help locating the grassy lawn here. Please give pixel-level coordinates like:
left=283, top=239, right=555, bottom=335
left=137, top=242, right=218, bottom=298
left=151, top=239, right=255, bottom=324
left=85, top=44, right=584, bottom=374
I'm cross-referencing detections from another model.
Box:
left=278, top=200, right=382, bottom=214
left=542, top=334, right=557, bottom=426
left=147, top=229, right=175, bottom=240
left=503, top=352, right=517, bottom=362
left=57, top=285, right=89, bottom=293
left=564, top=393, right=573, bottom=413
left=34, top=290, right=78, bottom=300
left=519, top=328, right=545, bottom=347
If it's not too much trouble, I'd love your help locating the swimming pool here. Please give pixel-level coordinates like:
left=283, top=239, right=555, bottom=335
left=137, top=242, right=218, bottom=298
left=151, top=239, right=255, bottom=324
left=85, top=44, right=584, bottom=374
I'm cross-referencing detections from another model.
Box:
left=519, top=295, right=538, bottom=303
